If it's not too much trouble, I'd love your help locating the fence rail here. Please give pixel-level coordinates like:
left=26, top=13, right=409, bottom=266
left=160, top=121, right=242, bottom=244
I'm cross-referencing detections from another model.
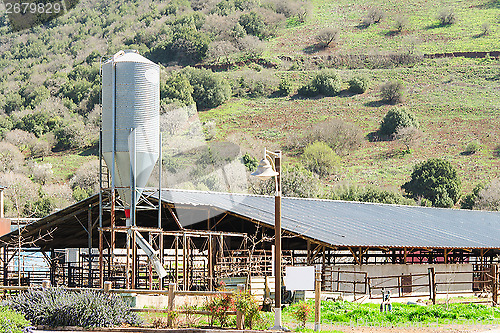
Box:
left=0, top=282, right=245, bottom=329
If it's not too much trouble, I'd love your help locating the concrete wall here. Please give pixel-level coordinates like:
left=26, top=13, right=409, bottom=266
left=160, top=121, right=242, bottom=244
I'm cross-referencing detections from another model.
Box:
left=327, top=264, right=474, bottom=296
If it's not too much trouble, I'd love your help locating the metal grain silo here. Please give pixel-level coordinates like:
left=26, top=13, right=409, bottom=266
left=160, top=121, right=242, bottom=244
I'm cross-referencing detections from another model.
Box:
left=101, top=50, right=160, bottom=209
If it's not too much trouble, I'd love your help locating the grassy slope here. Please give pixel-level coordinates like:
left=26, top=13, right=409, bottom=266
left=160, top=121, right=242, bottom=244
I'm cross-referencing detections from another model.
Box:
left=269, top=0, right=500, bottom=56
left=203, top=60, right=500, bottom=193
left=13, top=0, right=498, bottom=197
left=200, top=0, right=500, bottom=195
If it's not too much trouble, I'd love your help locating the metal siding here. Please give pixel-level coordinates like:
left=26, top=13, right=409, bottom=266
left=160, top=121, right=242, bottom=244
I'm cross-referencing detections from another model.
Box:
left=159, top=189, right=500, bottom=249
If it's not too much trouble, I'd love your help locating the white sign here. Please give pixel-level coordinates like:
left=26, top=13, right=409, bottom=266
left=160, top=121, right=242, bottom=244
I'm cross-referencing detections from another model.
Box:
left=284, top=266, right=315, bottom=291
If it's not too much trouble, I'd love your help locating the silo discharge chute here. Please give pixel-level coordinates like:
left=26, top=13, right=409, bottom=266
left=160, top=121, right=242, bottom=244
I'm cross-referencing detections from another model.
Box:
left=101, top=50, right=165, bottom=278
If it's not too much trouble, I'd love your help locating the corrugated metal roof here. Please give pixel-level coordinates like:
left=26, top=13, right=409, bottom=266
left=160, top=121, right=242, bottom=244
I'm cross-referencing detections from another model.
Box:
left=159, top=189, right=500, bottom=249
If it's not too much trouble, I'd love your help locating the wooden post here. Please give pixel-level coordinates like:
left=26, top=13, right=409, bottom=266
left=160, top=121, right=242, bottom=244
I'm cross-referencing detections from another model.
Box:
left=428, top=267, right=436, bottom=305
left=491, top=264, right=498, bottom=306
left=236, top=284, right=245, bottom=329
left=42, top=279, right=50, bottom=289
left=314, top=266, right=321, bottom=331
left=104, top=281, right=112, bottom=293
left=208, top=235, right=213, bottom=291
left=167, top=283, right=176, bottom=327
left=99, top=229, right=104, bottom=288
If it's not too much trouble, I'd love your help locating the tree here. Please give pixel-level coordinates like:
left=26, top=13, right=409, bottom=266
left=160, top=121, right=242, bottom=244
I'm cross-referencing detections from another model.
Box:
left=183, top=67, right=231, bottom=109
left=402, top=158, right=461, bottom=208
left=316, top=28, right=339, bottom=48
left=394, top=126, right=422, bottom=152
left=474, top=179, right=500, bottom=211
left=238, top=12, right=266, bottom=39
left=380, top=80, right=404, bottom=104
left=303, top=141, right=340, bottom=178
left=379, top=107, right=418, bottom=137
left=460, top=183, right=484, bottom=210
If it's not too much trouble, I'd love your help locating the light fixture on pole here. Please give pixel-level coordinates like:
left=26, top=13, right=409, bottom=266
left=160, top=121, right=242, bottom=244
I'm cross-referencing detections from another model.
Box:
left=251, top=149, right=288, bottom=331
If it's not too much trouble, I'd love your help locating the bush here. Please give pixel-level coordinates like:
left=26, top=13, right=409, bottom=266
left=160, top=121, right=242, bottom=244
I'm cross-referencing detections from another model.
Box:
left=234, top=70, right=278, bottom=98
left=291, top=301, right=312, bottom=328
left=70, top=160, right=99, bottom=195
left=235, top=291, right=260, bottom=329
left=204, top=294, right=235, bottom=327
left=4, top=287, right=141, bottom=327
left=464, top=140, right=481, bottom=155
left=299, top=70, right=341, bottom=97
left=239, top=11, right=266, bottom=39
left=473, top=179, right=500, bottom=211
left=480, top=23, right=491, bottom=36
left=184, top=67, right=231, bottom=109
left=54, top=120, right=89, bottom=150
left=402, top=158, right=461, bottom=208
left=241, top=152, right=258, bottom=171
left=316, top=28, right=339, bottom=47
left=0, top=306, right=31, bottom=333
left=379, top=107, right=418, bottom=137
left=277, top=77, right=293, bottom=96
left=303, top=141, right=340, bottom=178
left=288, top=119, right=363, bottom=156
left=362, top=8, right=384, bottom=26
left=250, top=164, right=323, bottom=198
left=394, top=15, right=408, bottom=33
left=330, top=185, right=415, bottom=205
left=161, top=72, right=194, bottom=106
left=438, top=8, right=456, bottom=26
left=0, top=142, right=24, bottom=172
left=380, top=80, right=404, bottom=104
left=348, top=76, right=368, bottom=94
left=461, top=183, right=484, bottom=210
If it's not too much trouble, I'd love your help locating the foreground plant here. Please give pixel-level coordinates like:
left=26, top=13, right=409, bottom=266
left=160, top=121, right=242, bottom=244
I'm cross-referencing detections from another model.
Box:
left=3, top=287, right=141, bottom=328
left=0, top=306, right=32, bottom=333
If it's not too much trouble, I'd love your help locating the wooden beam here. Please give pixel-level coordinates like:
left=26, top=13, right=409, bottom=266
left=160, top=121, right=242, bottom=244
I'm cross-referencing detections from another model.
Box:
left=167, top=207, right=183, bottom=230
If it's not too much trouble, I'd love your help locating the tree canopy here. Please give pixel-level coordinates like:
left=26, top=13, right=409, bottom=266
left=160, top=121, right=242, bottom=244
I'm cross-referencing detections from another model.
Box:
left=402, top=158, right=461, bottom=208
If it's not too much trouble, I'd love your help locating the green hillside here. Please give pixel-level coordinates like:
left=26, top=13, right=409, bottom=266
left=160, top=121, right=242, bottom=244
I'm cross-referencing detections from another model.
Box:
left=0, top=0, right=499, bottom=216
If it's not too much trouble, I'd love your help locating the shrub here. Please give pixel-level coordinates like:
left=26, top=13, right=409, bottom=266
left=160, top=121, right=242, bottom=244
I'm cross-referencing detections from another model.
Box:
left=474, top=179, right=500, bottom=211
left=291, top=301, right=312, bottom=328
left=0, top=142, right=24, bottom=172
left=204, top=294, right=235, bottom=327
left=379, top=107, right=418, bottom=137
left=461, top=183, right=484, bottom=210
left=362, top=8, right=384, bottom=26
left=70, top=160, right=99, bottom=195
left=184, top=67, right=231, bottom=109
left=235, top=291, right=260, bottom=329
left=480, top=23, right=491, bottom=36
left=330, top=185, right=415, bottom=205
left=394, top=126, right=423, bottom=152
left=241, top=153, right=258, bottom=171
left=380, top=80, right=404, bottom=104
left=464, top=140, right=481, bottom=155
left=299, top=70, right=341, bottom=97
left=438, top=8, right=456, bottom=26
left=394, top=15, right=408, bottom=33
left=239, top=12, right=266, bottom=39
left=54, top=120, right=89, bottom=150
left=4, top=287, right=141, bottom=327
left=316, top=28, right=339, bottom=47
left=402, top=158, right=461, bottom=208
left=348, top=76, right=368, bottom=94
left=161, top=72, right=194, bottom=106
left=234, top=70, right=278, bottom=98
left=250, top=164, right=323, bottom=198
left=303, top=141, right=340, bottom=177
left=288, top=119, right=363, bottom=156
left=0, top=306, right=31, bottom=333
left=277, top=77, right=293, bottom=96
